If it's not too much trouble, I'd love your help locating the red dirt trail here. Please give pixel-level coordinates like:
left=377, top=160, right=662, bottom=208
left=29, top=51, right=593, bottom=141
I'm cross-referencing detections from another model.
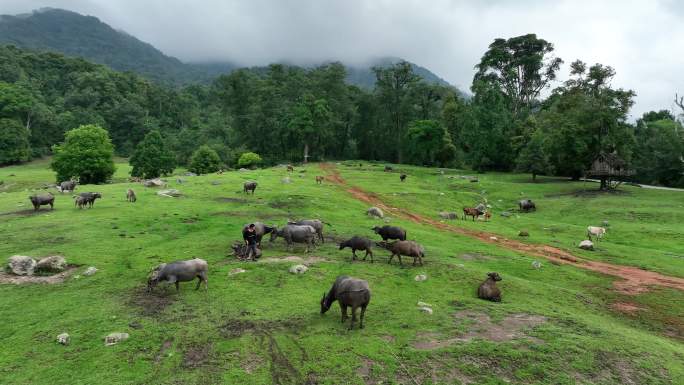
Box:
left=320, top=163, right=684, bottom=295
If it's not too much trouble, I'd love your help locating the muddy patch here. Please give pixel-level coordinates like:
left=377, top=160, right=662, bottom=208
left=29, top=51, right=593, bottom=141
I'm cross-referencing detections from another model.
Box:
left=0, top=209, right=47, bottom=217
left=268, top=195, right=308, bottom=209
left=182, top=343, right=213, bottom=369
left=127, top=287, right=176, bottom=317
left=611, top=302, right=644, bottom=314
left=457, top=253, right=492, bottom=261
left=0, top=265, right=79, bottom=285
left=574, top=351, right=652, bottom=385
left=239, top=352, right=265, bottom=374
left=218, top=318, right=304, bottom=339
left=413, top=311, right=547, bottom=350
left=356, top=357, right=378, bottom=385
left=155, top=339, right=174, bottom=363
left=214, top=197, right=248, bottom=204
left=259, top=256, right=328, bottom=265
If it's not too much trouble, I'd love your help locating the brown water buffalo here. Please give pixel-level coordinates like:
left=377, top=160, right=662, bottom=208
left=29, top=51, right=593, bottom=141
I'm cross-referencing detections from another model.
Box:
left=321, top=275, right=371, bottom=330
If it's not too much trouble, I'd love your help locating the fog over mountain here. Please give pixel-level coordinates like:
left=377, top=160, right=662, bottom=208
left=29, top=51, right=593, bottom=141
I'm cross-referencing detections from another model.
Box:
left=2, top=0, right=684, bottom=117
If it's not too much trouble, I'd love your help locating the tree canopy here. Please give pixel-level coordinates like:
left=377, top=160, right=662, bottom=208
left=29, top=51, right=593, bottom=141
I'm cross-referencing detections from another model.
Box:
left=50, top=124, right=115, bottom=184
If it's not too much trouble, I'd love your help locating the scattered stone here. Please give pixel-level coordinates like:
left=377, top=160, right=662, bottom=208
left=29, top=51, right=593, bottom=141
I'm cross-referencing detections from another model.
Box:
left=7, top=255, right=36, bottom=276
left=176, top=178, right=185, bottom=184
left=281, top=177, right=291, bottom=184
left=602, top=220, right=610, bottom=227
left=489, top=236, right=498, bottom=241
left=289, top=265, right=308, bottom=274
left=418, top=306, right=433, bottom=314
left=439, top=211, right=457, bottom=220
left=417, top=301, right=432, bottom=307
left=83, top=266, right=98, bottom=276
left=157, top=189, right=182, bottom=197
left=104, top=332, right=129, bottom=346
left=579, top=240, right=594, bottom=251
left=129, top=321, right=143, bottom=329
left=57, top=333, right=70, bottom=345
left=211, top=181, right=221, bottom=185
left=518, top=231, right=529, bottom=237
left=532, top=261, right=542, bottom=269
left=184, top=172, right=197, bottom=177
left=35, top=255, right=66, bottom=273
left=239, top=168, right=248, bottom=172
left=143, top=178, right=166, bottom=187
left=367, top=206, right=384, bottom=218
left=229, top=268, right=246, bottom=276
left=414, top=274, right=428, bottom=282
left=501, top=211, right=512, bottom=217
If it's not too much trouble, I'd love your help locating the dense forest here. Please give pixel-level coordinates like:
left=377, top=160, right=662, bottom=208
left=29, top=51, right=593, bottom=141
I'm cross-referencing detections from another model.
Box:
left=0, top=33, right=683, bottom=186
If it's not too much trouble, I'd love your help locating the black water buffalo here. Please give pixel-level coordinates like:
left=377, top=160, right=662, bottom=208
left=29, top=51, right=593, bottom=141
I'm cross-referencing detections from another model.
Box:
left=400, top=174, right=407, bottom=182
left=372, top=225, right=406, bottom=241
left=29, top=193, right=54, bottom=211
left=339, top=236, right=374, bottom=262
left=377, top=240, right=425, bottom=266
left=78, top=192, right=102, bottom=208
left=519, top=199, right=536, bottom=212
left=147, top=258, right=208, bottom=292
left=241, top=222, right=275, bottom=246
left=477, top=272, right=502, bottom=302
left=321, top=275, right=371, bottom=330
left=269, top=224, right=317, bottom=252
left=243, top=181, right=257, bottom=194
left=288, top=219, right=324, bottom=243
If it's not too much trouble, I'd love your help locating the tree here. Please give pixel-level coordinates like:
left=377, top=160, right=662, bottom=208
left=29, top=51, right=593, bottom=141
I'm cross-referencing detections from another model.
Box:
left=633, top=114, right=684, bottom=187
left=50, top=124, right=116, bottom=184
left=475, top=34, right=563, bottom=116
left=237, top=152, right=263, bottom=168
left=516, top=127, right=553, bottom=181
left=189, top=145, right=221, bottom=174
left=129, top=130, right=175, bottom=179
left=405, top=120, right=456, bottom=167
left=0, top=118, right=31, bottom=165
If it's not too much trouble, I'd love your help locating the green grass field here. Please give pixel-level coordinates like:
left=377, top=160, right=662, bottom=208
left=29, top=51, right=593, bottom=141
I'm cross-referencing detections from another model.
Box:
left=0, top=160, right=682, bottom=385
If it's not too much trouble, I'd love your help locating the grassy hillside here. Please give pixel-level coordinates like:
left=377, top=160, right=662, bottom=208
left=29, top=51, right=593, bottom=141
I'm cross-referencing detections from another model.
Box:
left=0, top=160, right=682, bottom=384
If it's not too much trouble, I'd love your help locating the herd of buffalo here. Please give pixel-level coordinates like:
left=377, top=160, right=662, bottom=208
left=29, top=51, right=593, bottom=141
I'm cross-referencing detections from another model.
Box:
left=25, top=167, right=535, bottom=330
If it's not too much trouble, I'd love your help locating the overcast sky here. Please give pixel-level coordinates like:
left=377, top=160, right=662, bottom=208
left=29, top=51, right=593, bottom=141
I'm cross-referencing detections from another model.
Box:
left=2, top=0, right=684, bottom=119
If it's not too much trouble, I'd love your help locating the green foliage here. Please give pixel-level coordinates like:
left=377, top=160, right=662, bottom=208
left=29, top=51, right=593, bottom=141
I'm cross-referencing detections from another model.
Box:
left=405, top=120, right=456, bottom=167
left=0, top=118, right=30, bottom=165
left=189, top=145, right=221, bottom=174
left=237, top=152, right=263, bottom=168
left=516, top=123, right=553, bottom=181
left=50, top=124, right=115, bottom=183
left=129, top=130, right=175, bottom=179
left=633, top=116, right=684, bottom=187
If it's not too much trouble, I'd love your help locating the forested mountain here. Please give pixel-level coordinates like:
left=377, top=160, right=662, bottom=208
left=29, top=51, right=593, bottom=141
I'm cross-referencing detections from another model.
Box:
left=0, top=8, right=455, bottom=90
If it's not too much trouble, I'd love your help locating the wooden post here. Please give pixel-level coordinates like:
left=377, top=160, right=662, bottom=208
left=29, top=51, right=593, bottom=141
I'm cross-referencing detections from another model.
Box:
left=303, top=143, right=309, bottom=163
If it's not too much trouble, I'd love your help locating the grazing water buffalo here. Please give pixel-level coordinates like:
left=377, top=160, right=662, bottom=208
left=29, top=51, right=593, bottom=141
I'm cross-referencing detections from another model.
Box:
left=462, top=207, right=483, bottom=221
left=126, top=188, right=137, bottom=202
left=367, top=206, right=384, bottom=218
left=384, top=165, right=393, bottom=172
left=321, top=275, right=371, bottom=330
left=372, top=225, right=407, bottom=241
left=74, top=195, right=88, bottom=209
left=243, top=181, right=257, bottom=194
left=58, top=180, right=77, bottom=193
left=315, top=176, right=324, bottom=184
left=586, top=226, right=607, bottom=241
left=147, top=258, right=208, bottom=292
left=519, top=199, right=536, bottom=212
left=287, top=165, right=294, bottom=172
left=241, top=222, right=275, bottom=246
left=288, top=219, right=324, bottom=243
left=29, top=193, right=54, bottom=211
left=377, top=240, right=425, bottom=266
left=400, top=174, right=407, bottom=182
left=269, top=224, right=317, bottom=252
left=477, top=272, right=502, bottom=302
left=78, top=192, right=102, bottom=208
left=339, top=236, right=374, bottom=262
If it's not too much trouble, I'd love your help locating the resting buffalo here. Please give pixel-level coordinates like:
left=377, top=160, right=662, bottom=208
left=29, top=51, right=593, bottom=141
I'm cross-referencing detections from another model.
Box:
left=519, top=199, right=536, bottom=212
left=29, top=193, right=54, bottom=211
left=339, top=236, right=374, bottom=262
left=321, top=275, right=371, bottom=330
left=241, top=222, right=275, bottom=246
left=148, top=258, right=208, bottom=292
left=288, top=219, right=324, bottom=243
left=270, top=224, right=317, bottom=252
left=372, top=225, right=406, bottom=241
left=244, top=181, right=257, bottom=194
left=477, top=272, right=502, bottom=302
left=377, top=240, right=425, bottom=266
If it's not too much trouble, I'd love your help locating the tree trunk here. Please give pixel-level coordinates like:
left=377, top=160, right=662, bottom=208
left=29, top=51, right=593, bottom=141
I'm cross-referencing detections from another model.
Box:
left=303, top=143, right=309, bottom=163
left=532, top=172, right=537, bottom=182
left=600, top=177, right=608, bottom=190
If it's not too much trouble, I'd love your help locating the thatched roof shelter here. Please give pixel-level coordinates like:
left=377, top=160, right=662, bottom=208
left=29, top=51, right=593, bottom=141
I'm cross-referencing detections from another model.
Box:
left=586, top=152, right=634, bottom=178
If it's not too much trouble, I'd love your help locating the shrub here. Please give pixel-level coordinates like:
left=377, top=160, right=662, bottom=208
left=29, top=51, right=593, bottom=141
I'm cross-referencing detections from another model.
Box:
left=237, top=152, right=262, bottom=168
left=189, top=145, right=221, bottom=174
left=130, top=130, right=175, bottom=179
left=50, top=124, right=115, bottom=184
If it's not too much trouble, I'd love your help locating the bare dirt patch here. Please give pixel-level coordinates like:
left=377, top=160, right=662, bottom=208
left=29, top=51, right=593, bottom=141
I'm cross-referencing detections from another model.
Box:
left=0, top=209, right=46, bottom=217
left=356, top=357, right=378, bottom=385
left=458, top=253, right=492, bottom=261
left=214, top=197, right=248, bottom=204
left=127, top=287, right=176, bottom=317
left=182, top=343, right=213, bottom=369
left=320, top=163, right=684, bottom=295
left=239, top=352, right=265, bottom=374
left=412, top=311, right=547, bottom=350
left=259, top=256, right=328, bottom=265
left=611, top=302, right=644, bottom=314
left=0, top=265, right=79, bottom=285
left=155, top=339, right=174, bottom=363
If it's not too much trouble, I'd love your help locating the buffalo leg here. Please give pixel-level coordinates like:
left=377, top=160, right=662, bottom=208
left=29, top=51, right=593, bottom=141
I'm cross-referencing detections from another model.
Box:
left=398, top=254, right=403, bottom=266
left=352, top=250, right=357, bottom=261
left=368, top=250, right=373, bottom=263
left=174, top=281, right=180, bottom=292
left=349, top=306, right=358, bottom=330
left=340, top=304, right=348, bottom=323
left=388, top=253, right=394, bottom=264
left=359, top=305, right=367, bottom=329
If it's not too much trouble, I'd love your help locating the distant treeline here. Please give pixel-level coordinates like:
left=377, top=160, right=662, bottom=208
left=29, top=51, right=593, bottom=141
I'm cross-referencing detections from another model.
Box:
left=1, top=36, right=682, bottom=187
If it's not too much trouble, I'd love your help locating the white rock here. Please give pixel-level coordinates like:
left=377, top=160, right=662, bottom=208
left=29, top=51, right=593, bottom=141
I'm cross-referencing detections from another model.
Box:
left=418, top=306, right=433, bottom=315
left=414, top=274, right=428, bottom=282
left=532, top=261, right=542, bottom=269
left=7, top=255, right=36, bottom=276
left=417, top=301, right=432, bottom=307
left=83, top=266, right=98, bottom=276
left=157, top=189, right=182, bottom=197
left=489, top=236, right=498, bottom=241
left=579, top=240, right=594, bottom=251
left=104, top=333, right=129, bottom=346
left=281, top=177, right=291, bottom=184
left=35, top=255, right=67, bottom=273
left=289, top=265, right=308, bottom=274
left=367, top=206, right=384, bottom=218
left=57, top=333, right=70, bottom=345
left=229, top=268, right=246, bottom=276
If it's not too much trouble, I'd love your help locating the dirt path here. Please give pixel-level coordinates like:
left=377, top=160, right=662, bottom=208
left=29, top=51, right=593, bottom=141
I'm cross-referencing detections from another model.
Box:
left=321, top=163, right=684, bottom=294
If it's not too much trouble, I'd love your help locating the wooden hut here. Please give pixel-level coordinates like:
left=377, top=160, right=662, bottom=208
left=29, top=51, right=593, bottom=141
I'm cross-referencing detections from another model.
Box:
left=586, top=152, right=634, bottom=190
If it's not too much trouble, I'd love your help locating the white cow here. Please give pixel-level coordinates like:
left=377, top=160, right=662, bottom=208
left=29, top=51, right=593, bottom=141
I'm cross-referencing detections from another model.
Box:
left=587, top=226, right=607, bottom=241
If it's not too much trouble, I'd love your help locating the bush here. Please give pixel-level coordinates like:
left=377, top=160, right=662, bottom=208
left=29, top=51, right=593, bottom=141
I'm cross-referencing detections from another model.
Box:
left=50, top=124, right=115, bottom=184
left=130, top=130, right=175, bottom=179
left=237, top=152, right=262, bottom=168
left=189, top=145, right=221, bottom=175
left=0, top=118, right=31, bottom=165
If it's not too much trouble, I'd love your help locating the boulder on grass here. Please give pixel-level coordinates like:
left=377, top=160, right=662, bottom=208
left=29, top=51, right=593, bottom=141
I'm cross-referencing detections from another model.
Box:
left=518, top=231, right=529, bottom=237
left=157, top=189, right=182, bottom=197
left=143, top=178, right=166, bottom=187
left=579, top=240, right=594, bottom=251
left=83, top=266, right=98, bottom=276
left=104, top=332, right=129, bottom=346
left=414, top=274, right=428, bottom=282
left=57, top=333, right=70, bottom=345
left=289, top=265, right=308, bottom=274
left=439, top=212, right=457, bottom=220
left=35, top=255, right=67, bottom=273
left=7, top=255, right=36, bottom=276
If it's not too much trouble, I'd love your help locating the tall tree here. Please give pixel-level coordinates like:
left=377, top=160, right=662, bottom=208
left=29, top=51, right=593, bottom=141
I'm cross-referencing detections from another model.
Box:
left=405, top=120, right=456, bottom=167
left=50, top=124, right=116, bottom=184
left=130, top=130, right=175, bottom=179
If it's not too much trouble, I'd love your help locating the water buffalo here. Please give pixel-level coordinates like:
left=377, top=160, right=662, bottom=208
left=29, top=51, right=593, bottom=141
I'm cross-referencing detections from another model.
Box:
left=287, top=165, right=294, bottom=172
left=244, top=181, right=257, bottom=194
left=372, top=225, right=406, bottom=241
left=74, top=195, right=87, bottom=209
left=384, top=165, right=393, bottom=172
left=288, top=219, right=324, bottom=243
left=58, top=180, right=77, bottom=193
left=126, top=188, right=137, bottom=202
left=241, top=222, right=275, bottom=246
left=321, top=275, right=371, bottom=330
left=462, top=207, right=483, bottom=221
left=29, top=193, right=54, bottom=211
left=339, top=236, right=373, bottom=262
left=78, top=192, right=102, bottom=208
left=315, top=176, right=324, bottom=184
left=587, top=226, right=607, bottom=241
left=519, top=199, right=536, bottom=212
left=477, top=272, right=502, bottom=302
left=269, top=224, right=317, bottom=252
left=400, top=174, right=407, bottom=182
left=377, top=240, right=425, bottom=266
left=367, top=207, right=384, bottom=218
left=147, top=258, right=208, bottom=292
